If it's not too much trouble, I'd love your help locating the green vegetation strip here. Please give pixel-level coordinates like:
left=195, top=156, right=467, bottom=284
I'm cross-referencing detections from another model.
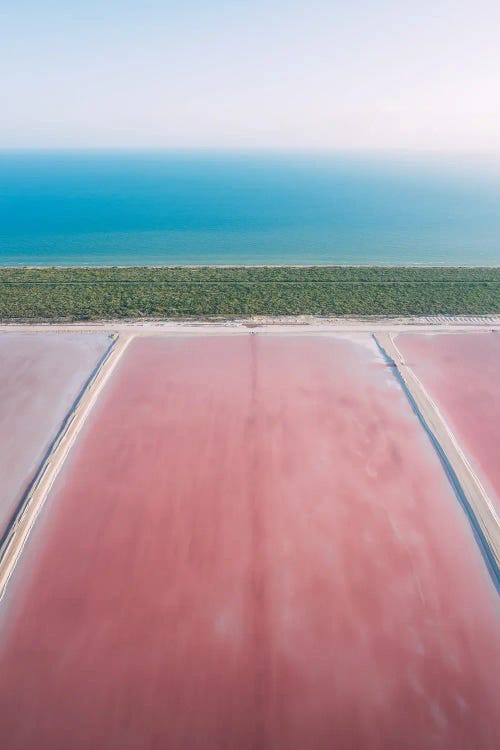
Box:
left=0, top=267, right=498, bottom=320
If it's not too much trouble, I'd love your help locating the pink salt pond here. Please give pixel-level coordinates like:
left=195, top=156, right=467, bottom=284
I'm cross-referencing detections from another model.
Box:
left=0, top=334, right=497, bottom=749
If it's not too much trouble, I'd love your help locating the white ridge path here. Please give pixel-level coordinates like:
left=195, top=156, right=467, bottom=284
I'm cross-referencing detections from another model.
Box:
left=0, top=333, right=133, bottom=600
left=375, top=332, right=500, bottom=570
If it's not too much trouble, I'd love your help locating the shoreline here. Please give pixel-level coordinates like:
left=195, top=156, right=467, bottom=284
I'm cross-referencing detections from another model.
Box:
left=1, top=263, right=499, bottom=270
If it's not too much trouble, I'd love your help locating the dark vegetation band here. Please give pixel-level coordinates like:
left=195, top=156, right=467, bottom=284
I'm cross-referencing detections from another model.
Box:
left=1, top=266, right=498, bottom=320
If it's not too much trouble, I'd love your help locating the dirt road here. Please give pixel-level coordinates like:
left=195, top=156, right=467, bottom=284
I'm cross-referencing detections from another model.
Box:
left=0, top=334, right=132, bottom=599
left=374, top=332, right=500, bottom=578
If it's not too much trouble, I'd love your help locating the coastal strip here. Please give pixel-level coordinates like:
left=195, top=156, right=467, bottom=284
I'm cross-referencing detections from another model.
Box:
left=374, top=332, right=500, bottom=584
left=0, top=333, right=133, bottom=600
left=1, top=266, right=499, bottom=320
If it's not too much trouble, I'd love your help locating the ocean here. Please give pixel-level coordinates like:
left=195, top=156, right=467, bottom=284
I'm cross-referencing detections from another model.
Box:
left=1, top=151, right=499, bottom=266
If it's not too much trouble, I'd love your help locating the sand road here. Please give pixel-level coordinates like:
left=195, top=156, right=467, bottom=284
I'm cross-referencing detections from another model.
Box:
left=375, top=333, right=500, bottom=576
left=0, top=334, right=132, bottom=599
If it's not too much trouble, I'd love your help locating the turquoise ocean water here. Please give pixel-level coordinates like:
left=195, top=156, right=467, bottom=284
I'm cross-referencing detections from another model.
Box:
left=1, top=151, right=499, bottom=266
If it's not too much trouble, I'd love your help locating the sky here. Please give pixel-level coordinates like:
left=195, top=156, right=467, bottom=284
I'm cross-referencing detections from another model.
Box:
left=1, top=0, right=500, bottom=150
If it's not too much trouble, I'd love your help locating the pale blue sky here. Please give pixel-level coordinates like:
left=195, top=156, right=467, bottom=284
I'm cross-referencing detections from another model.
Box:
left=2, top=1, right=499, bottom=149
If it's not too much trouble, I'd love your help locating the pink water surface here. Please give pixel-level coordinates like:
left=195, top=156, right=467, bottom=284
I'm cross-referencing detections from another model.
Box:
left=0, top=335, right=497, bottom=749
left=0, top=333, right=111, bottom=538
left=396, top=332, right=500, bottom=507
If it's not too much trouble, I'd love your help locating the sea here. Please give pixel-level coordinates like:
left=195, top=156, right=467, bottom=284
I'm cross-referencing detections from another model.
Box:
left=1, top=151, right=499, bottom=266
